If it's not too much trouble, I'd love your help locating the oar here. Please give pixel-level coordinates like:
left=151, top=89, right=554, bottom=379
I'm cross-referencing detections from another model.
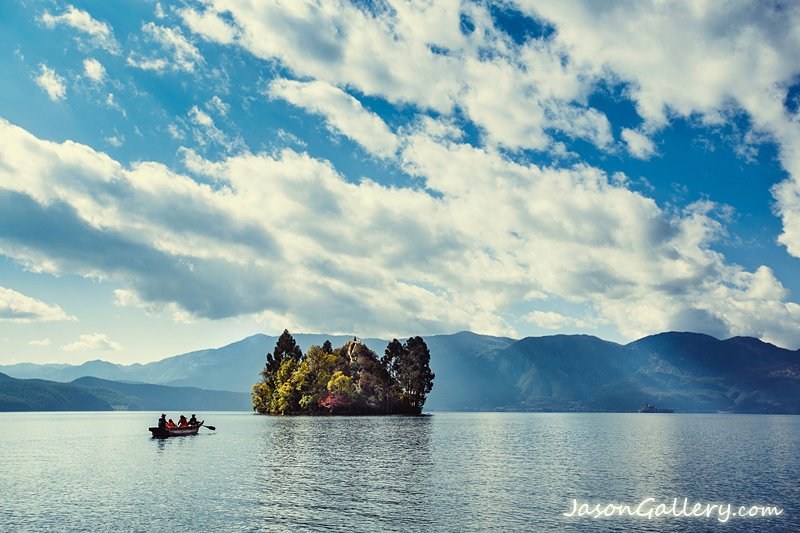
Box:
left=203, top=423, right=216, bottom=431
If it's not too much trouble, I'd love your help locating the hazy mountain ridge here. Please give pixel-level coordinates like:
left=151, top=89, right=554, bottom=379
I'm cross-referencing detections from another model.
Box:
left=0, top=372, right=250, bottom=412
left=2, top=331, right=799, bottom=413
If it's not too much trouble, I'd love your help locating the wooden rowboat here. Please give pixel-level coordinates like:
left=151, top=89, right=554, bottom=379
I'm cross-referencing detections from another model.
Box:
left=149, top=421, right=204, bottom=438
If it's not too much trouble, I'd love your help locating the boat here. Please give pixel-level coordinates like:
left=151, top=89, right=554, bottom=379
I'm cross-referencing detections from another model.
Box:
left=149, top=421, right=204, bottom=438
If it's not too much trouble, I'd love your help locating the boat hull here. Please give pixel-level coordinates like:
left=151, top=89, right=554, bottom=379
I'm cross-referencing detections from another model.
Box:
left=149, top=422, right=203, bottom=438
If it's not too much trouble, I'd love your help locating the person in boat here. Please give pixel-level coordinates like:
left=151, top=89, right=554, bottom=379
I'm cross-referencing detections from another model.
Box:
left=166, top=418, right=177, bottom=429
left=178, top=415, right=188, bottom=428
left=188, top=414, right=198, bottom=426
left=158, top=414, right=167, bottom=430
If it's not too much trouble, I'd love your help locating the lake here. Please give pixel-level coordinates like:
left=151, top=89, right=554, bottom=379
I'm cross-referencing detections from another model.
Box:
left=0, top=412, right=797, bottom=532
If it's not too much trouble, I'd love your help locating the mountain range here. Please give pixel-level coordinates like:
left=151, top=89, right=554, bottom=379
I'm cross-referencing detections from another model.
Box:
left=2, top=331, right=799, bottom=413
left=0, top=372, right=249, bottom=411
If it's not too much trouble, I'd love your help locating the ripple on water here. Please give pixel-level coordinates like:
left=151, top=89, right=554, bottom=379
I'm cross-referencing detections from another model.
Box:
left=0, top=412, right=797, bottom=532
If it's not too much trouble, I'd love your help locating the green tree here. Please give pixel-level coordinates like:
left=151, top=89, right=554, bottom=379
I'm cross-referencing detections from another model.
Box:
left=397, top=336, right=435, bottom=413
left=254, top=329, right=304, bottom=413
left=251, top=381, right=272, bottom=414
left=269, top=329, right=303, bottom=367
left=269, top=357, right=300, bottom=414
left=295, top=345, right=341, bottom=412
left=381, top=338, right=404, bottom=381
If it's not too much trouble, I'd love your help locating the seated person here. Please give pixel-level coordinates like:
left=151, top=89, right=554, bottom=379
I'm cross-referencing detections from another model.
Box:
left=188, top=414, right=198, bottom=426
left=166, top=418, right=177, bottom=429
left=178, top=415, right=188, bottom=427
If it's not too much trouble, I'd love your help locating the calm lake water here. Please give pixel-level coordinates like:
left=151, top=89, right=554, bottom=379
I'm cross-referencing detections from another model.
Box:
left=0, top=412, right=797, bottom=532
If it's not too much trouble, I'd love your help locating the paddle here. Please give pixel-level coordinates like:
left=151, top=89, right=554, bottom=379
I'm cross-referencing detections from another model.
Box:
left=203, top=423, right=216, bottom=431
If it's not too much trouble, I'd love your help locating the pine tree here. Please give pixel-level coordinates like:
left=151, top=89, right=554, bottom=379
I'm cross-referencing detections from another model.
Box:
left=397, top=336, right=435, bottom=413
left=381, top=338, right=404, bottom=381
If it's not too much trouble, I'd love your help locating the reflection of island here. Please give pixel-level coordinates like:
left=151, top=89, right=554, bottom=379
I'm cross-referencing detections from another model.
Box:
left=639, top=403, right=674, bottom=413
left=252, top=330, right=434, bottom=415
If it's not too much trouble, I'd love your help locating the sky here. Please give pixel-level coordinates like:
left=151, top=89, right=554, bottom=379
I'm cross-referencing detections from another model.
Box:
left=2, top=0, right=800, bottom=365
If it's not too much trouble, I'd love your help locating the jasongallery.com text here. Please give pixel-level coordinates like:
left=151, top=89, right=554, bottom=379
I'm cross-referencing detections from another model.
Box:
left=564, top=497, right=783, bottom=523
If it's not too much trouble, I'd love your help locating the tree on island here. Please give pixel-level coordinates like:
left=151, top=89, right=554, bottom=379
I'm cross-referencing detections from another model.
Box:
left=252, top=331, right=435, bottom=415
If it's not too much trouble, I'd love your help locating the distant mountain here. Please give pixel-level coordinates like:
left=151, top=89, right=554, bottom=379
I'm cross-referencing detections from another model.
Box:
left=3, top=331, right=799, bottom=413
left=0, top=372, right=112, bottom=411
left=0, top=334, right=390, bottom=392
left=427, top=331, right=800, bottom=413
left=72, top=377, right=250, bottom=411
left=0, top=373, right=250, bottom=412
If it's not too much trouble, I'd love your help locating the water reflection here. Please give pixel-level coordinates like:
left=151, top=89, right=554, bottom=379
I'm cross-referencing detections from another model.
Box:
left=254, top=416, right=433, bottom=530
left=2, top=412, right=796, bottom=532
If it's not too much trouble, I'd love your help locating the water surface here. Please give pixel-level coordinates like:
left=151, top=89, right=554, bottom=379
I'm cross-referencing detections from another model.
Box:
left=0, top=412, right=796, bottom=531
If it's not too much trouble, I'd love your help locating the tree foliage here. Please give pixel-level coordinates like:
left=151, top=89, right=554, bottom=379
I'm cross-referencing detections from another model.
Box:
left=252, top=331, right=435, bottom=415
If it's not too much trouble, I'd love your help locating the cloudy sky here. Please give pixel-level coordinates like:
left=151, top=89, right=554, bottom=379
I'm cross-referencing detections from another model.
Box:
left=2, top=0, right=800, bottom=365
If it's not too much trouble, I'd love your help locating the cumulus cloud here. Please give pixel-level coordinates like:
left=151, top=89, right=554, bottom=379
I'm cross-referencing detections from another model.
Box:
left=35, top=64, right=66, bottom=102
left=114, top=289, right=192, bottom=323
left=191, top=0, right=611, bottom=152
left=0, top=286, right=74, bottom=322
left=129, top=23, right=203, bottom=73
left=62, top=333, right=122, bottom=352
left=189, top=106, right=214, bottom=127
left=621, top=128, right=657, bottom=159
left=179, top=6, right=238, bottom=44
left=522, top=1, right=800, bottom=262
left=524, top=310, right=590, bottom=330
left=29, top=338, right=52, bottom=346
left=207, top=95, right=229, bottom=116
left=527, top=1, right=800, bottom=128
left=125, top=56, right=169, bottom=72
left=2, top=117, right=800, bottom=346
left=40, top=5, right=119, bottom=53
left=192, top=0, right=800, bottom=270
left=268, top=78, right=399, bottom=158
left=83, top=58, right=106, bottom=83
left=187, top=105, right=241, bottom=152
left=8, top=2, right=800, bottom=347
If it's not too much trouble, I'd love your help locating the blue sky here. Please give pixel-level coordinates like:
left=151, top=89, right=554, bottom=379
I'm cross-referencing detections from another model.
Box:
left=2, top=0, right=800, bottom=365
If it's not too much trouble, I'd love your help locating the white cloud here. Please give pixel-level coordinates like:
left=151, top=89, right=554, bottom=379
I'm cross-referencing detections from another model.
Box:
left=35, top=64, right=67, bottom=102
left=0, top=286, right=75, bottom=322
left=138, top=23, right=203, bottom=73
left=29, top=338, right=52, bottom=346
left=62, top=333, right=122, bottom=352
left=114, top=289, right=192, bottom=323
left=192, top=1, right=800, bottom=271
left=524, top=311, right=589, bottom=330
left=167, top=123, right=185, bottom=140
left=179, top=6, right=238, bottom=44
left=187, top=106, right=241, bottom=152
left=189, top=106, right=214, bottom=127
left=207, top=95, right=229, bottom=116
left=2, top=117, right=800, bottom=346
left=268, top=78, right=399, bottom=158
left=40, top=5, right=119, bottom=53
left=83, top=58, right=106, bottom=83
left=527, top=1, right=800, bottom=129
left=621, top=128, right=657, bottom=160
left=105, top=93, right=125, bottom=116
left=8, top=2, right=800, bottom=347
left=126, top=56, right=169, bottom=72
left=194, top=0, right=610, bottom=152
left=520, top=1, right=800, bottom=263
left=105, top=135, right=124, bottom=148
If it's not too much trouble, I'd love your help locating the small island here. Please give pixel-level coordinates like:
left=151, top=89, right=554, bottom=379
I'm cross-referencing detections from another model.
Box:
left=252, top=330, right=435, bottom=415
left=639, top=403, right=674, bottom=413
